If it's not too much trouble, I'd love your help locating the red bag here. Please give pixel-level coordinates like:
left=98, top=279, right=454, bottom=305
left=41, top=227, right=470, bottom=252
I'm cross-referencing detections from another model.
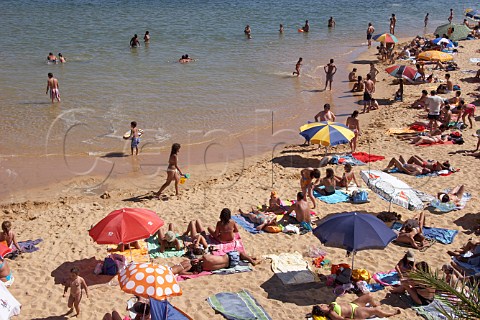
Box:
left=331, top=263, right=351, bottom=275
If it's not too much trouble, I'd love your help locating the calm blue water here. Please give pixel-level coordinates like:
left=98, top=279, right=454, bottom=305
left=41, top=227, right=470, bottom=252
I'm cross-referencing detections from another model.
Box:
left=0, top=0, right=476, bottom=157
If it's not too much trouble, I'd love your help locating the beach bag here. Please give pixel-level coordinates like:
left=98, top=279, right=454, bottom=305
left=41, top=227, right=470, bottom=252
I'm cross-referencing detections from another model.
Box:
left=331, top=263, right=350, bottom=275
left=351, top=190, right=369, bottom=204
left=452, top=137, right=464, bottom=145
left=335, top=268, right=353, bottom=285
left=102, top=257, right=118, bottom=275
left=352, top=269, right=371, bottom=282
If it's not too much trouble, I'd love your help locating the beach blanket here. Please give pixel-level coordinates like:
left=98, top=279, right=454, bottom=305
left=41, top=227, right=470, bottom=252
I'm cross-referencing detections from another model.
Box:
left=232, top=215, right=264, bottom=234
left=313, top=189, right=349, bottom=204
left=107, top=240, right=149, bottom=262
left=470, top=57, right=480, bottom=63
left=422, top=227, right=458, bottom=244
left=207, top=289, right=272, bottom=320
left=337, top=185, right=369, bottom=197
left=412, top=299, right=455, bottom=320
left=265, top=252, right=316, bottom=285
left=452, top=257, right=480, bottom=276
left=208, top=233, right=245, bottom=255
left=372, top=270, right=400, bottom=286
left=385, top=128, right=420, bottom=135
left=352, top=152, right=385, bottom=163
left=330, top=154, right=365, bottom=166
left=146, top=235, right=185, bottom=259
left=435, top=189, right=472, bottom=211
left=413, top=189, right=436, bottom=203
left=14, top=239, right=42, bottom=253
left=417, top=140, right=454, bottom=147
left=212, top=261, right=252, bottom=275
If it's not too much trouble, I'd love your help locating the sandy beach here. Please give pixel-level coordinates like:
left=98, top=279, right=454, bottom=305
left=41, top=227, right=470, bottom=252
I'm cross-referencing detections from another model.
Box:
left=2, top=36, right=480, bottom=320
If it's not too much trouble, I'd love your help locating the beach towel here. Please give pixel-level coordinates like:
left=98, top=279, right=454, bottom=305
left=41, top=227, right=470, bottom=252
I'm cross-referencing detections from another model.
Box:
left=385, top=128, right=419, bottom=135
left=413, top=189, right=436, bottom=203
left=430, top=189, right=472, bottom=211
left=146, top=235, right=185, bottom=259
left=452, top=257, right=480, bottom=276
left=330, top=154, right=365, bottom=166
left=211, top=261, right=252, bottom=275
left=470, top=58, right=480, bottom=63
left=422, top=227, right=458, bottom=244
left=15, top=239, right=42, bottom=253
left=107, top=240, right=149, bottom=262
left=313, top=189, right=349, bottom=204
left=337, top=185, right=369, bottom=196
left=207, top=289, right=272, bottom=320
left=391, top=222, right=436, bottom=252
left=232, top=215, right=264, bottom=234
left=208, top=233, right=245, bottom=255
left=372, top=270, right=400, bottom=286
left=412, top=299, right=454, bottom=320
left=265, top=252, right=317, bottom=285
left=352, top=152, right=385, bottom=163
left=416, top=140, right=454, bottom=147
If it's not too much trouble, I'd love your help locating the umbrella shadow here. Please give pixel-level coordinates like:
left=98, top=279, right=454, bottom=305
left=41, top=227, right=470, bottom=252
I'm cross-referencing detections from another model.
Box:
left=272, top=154, right=320, bottom=169
left=380, top=292, right=414, bottom=308
left=453, top=213, right=480, bottom=235
left=351, top=60, right=376, bottom=65
left=32, top=316, right=69, bottom=320
left=260, top=273, right=335, bottom=305
left=459, top=77, right=480, bottom=84
left=122, top=192, right=156, bottom=202
left=51, top=257, right=114, bottom=287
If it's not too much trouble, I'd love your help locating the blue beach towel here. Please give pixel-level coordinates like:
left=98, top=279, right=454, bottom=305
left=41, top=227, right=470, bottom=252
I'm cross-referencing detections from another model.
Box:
left=207, top=289, right=272, bottom=320
left=373, top=270, right=400, bottom=286
left=232, top=215, right=264, bottom=234
left=146, top=235, right=185, bottom=258
left=391, top=222, right=457, bottom=244
left=330, top=154, right=366, bottom=166
left=412, top=299, right=454, bottom=320
left=313, top=189, right=349, bottom=204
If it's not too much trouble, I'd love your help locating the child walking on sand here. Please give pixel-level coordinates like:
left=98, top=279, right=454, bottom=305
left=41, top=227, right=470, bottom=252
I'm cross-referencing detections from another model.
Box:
left=63, top=267, right=88, bottom=317
left=130, top=121, right=140, bottom=155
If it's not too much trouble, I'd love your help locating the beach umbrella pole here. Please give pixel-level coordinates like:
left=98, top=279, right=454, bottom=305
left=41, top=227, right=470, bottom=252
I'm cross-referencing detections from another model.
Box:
left=351, top=250, right=355, bottom=270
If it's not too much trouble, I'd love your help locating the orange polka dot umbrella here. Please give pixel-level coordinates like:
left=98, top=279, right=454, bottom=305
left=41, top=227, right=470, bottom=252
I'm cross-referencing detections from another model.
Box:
left=118, top=262, right=182, bottom=300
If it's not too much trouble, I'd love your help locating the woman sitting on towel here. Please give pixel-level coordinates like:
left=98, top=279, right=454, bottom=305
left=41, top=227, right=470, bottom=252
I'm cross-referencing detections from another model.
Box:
left=437, top=185, right=465, bottom=206
left=315, top=168, right=336, bottom=196
left=390, top=262, right=436, bottom=306
left=312, top=293, right=400, bottom=319
left=239, top=209, right=277, bottom=231
left=335, top=163, right=360, bottom=191
left=208, top=208, right=239, bottom=243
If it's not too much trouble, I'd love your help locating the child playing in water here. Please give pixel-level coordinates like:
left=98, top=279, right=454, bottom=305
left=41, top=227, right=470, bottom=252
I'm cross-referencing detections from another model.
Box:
left=63, top=267, right=88, bottom=317
left=0, top=221, right=22, bottom=253
left=293, top=58, right=302, bottom=76
left=130, top=121, right=140, bottom=155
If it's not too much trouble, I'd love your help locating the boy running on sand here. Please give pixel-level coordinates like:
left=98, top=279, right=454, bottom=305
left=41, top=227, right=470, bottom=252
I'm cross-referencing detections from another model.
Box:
left=130, top=121, right=140, bottom=155
left=64, top=267, right=88, bottom=317
left=46, top=73, right=60, bottom=103
left=293, top=58, right=302, bottom=76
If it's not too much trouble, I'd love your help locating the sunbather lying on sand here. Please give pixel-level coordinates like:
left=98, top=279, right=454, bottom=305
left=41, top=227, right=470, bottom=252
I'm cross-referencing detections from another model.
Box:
left=312, top=293, right=400, bottom=319
left=405, top=155, right=450, bottom=171
left=239, top=209, right=277, bottom=230
left=172, top=251, right=259, bottom=274
left=447, top=240, right=480, bottom=262
left=383, top=156, right=431, bottom=176
left=409, top=125, right=450, bottom=145
left=437, top=185, right=465, bottom=205
left=183, top=219, right=215, bottom=254
left=394, top=212, right=430, bottom=250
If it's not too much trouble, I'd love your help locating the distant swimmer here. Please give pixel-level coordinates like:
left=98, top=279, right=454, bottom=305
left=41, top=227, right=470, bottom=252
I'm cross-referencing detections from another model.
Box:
left=130, top=34, right=140, bottom=47
left=390, top=13, right=396, bottom=34
left=448, top=8, right=453, bottom=23
left=58, top=53, right=66, bottom=63
left=244, top=25, right=252, bottom=39
left=46, top=72, right=60, bottom=103
left=424, top=13, right=429, bottom=28
left=302, top=20, right=310, bottom=32
left=279, top=24, right=284, bottom=33
left=144, top=31, right=150, bottom=43
left=179, top=54, right=194, bottom=63
left=324, top=59, right=337, bottom=91
left=328, top=17, right=336, bottom=28
left=293, top=57, right=302, bottom=77
left=47, top=52, right=57, bottom=63
left=367, top=23, right=375, bottom=48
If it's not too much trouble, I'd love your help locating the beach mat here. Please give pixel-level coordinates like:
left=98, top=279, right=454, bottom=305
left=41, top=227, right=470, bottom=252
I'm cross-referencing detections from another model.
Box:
left=352, top=152, right=385, bottom=163
left=146, top=235, right=185, bottom=259
left=265, top=252, right=316, bottom=285
left=232, top=215, right=264, bottom=234
left=207, top=289, right=272, bottom=320
left=417, top=140, right=454, bottom=147
left=452, top=257, right=480, bottom=276
left=108, top=240, right=149, bottom=262
left=313, top=189, right=349, bottom=204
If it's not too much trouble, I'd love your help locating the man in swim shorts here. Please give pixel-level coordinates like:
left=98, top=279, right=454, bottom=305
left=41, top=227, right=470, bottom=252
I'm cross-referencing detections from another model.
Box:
left=324, top=59, right=337, bottom=91
left=363, top=74, right=375, bottom=113
left=174, top=250, right=258, bottom=274
left=46, top=73, right=60, bottom=103
left=425, top=90, right=444, bottom=131
left=130, top=34, right=140, bottom=47
left=366, top=23, right=375, bottom=48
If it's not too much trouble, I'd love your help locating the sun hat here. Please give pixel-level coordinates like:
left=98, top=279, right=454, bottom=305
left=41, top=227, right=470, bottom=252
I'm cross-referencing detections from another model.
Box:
left=165, top=231, right=176, bottom=243
left=406, top=250, right=415, bottom=262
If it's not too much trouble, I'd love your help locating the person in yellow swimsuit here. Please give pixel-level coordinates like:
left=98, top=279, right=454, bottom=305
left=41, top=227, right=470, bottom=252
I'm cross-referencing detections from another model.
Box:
left=313, top=294, right=400, bottom=319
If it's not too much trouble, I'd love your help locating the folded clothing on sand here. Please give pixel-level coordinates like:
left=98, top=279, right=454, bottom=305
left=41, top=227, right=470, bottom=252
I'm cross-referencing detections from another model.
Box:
left=330, top=154, right=366, bottom=166
left=313, top=189, right=349, bottom=204
left=207, top=289, right=272, bottom=320
left=265, top=252, right=317, bottom=285
left=352, top=152, right=385, bottom=163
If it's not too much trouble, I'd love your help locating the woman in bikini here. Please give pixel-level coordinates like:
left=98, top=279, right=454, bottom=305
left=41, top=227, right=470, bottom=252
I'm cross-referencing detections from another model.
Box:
left=156, top=143, right=184, bottom=199
left=208, top=208, right=238, bottom=243
left=300, top=168, right=321, bottom=208
left=437, top=185, right=465, bottom=205
left=383, top=156, right=431, bottom=176
left=313, top=294, right=400, bottom=319
left=264, top=190, right=285, bottom=214
left=346, top=111, right=360, bottom=153
left=0, top=257, right=12, bottom=285
left=456, top=99, right=476, bottom=129
left=239, top=209, right=277, bottom=231
left=316, top=168, right=336, bottom=196
left=335, top=163, right=360, bottom=191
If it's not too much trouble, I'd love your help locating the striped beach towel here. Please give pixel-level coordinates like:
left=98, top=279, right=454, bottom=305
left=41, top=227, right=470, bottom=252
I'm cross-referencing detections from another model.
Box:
left=207, top=289, right=272, bottom=320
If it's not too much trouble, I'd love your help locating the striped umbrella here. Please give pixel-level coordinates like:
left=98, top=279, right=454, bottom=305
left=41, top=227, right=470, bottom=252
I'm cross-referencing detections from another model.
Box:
left=465, top=9, right=480, bottom=21
left=434, top=23, right=471, bottom=41
left=373, top=33, right=398, bottom=43
left=385, top=65, right=421, bottom=82
left=299, top=121, right=355, bottom=147
left=418, top=50, right=453, bottom=62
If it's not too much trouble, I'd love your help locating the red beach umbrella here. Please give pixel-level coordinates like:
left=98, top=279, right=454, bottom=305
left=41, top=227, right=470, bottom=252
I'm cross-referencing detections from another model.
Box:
left=385, top=65, right=420, bottom=82
left=89, top=208, right=164, bottom=244
left=0, top=243, right=12, bottom=259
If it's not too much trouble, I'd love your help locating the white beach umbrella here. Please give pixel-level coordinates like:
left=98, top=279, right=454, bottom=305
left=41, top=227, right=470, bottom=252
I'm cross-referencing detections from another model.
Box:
left=0, top=282, right=21, bottom=319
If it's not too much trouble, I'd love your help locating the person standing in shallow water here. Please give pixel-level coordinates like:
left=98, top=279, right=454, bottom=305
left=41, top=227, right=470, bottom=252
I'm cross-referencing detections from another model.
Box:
left=324, top=59, right=337, bottom=91
left=328, top=17, right=335, bottom=28
left=130, top=34, right=140, bottom=47
left=366, top=23, right=375, bottom=48
left=424, top=13, right=429, bottom=28
left=293, top=58, right=302, bottom=76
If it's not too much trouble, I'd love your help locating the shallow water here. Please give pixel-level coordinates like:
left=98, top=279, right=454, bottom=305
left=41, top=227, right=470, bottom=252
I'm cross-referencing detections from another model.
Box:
left=0, top=0, right=476, bottom=157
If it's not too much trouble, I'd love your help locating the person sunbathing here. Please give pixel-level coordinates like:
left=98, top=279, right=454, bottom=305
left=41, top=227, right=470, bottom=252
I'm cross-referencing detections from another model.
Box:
left=447, top=240, right=480, bottom=262
left=208, top=208, right=239, bottom=243
left=409, top=125, right=449, bottom=145
left=0, top=257, right=12, bottom=284
left=263, top=190, right=285, bottom=214
left=182, top=219, right=214, bottom=254
left=405, top=155, right=450, bottom=172
left=448, top=91, right=462, bottom=106
left=312, top=293, right=401, bottom=319
left=110, top=241, right=140, bottom=252
left=174, top=251, right=259, bottom=274
left=437, top=185, right=465, bottom=206
left=383, top=156, right=431, bottom=176
left=157, top=223, right=184, bottom=253
left=390, top=261, right=435, bottom=305
left=239, top=209, right=277, bottom=231
left=335, top=163, right=359, bottom=191
left=411, top=90, right=429, bottom=109
left=103, top=301, right=151, bottom=320
left=394, top=212, right=430, bottom=250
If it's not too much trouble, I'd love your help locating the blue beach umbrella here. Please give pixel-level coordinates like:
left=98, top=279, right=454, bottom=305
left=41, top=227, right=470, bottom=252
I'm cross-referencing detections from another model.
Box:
left=150, top=298, right=192, bottom=320
left=465, top=8, right=480, bottom=21
left=432, top=37, right=454, bottom=48
left=299, top=121, right=355, bottom=147
left=313, top=212, right=397, bottom=269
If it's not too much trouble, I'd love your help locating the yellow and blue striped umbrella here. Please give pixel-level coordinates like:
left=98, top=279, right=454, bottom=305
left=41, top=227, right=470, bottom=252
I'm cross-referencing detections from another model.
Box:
left=299, top=121, right=355, bottom=147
